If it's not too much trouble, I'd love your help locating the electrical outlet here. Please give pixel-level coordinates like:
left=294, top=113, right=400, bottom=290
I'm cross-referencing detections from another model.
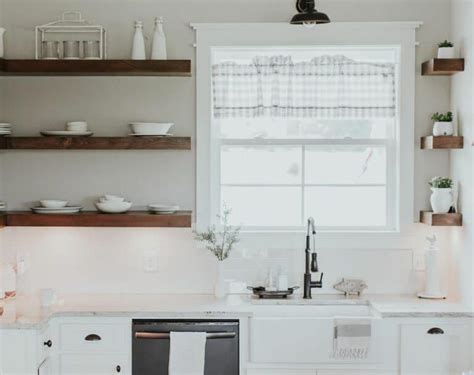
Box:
left=413, top=253, right=425, bottom=271
left=143, top=250, right=159, bottom=273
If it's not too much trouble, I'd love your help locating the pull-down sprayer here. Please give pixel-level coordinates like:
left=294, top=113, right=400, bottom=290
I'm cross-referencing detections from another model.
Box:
left=304, top=217, right=323, bottom=299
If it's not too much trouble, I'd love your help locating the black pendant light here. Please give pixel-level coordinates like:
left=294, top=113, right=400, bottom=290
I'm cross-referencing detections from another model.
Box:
left=290, top=0, right=331, bottom=26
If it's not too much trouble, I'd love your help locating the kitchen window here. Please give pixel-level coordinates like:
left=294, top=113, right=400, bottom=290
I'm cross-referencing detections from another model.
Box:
left=194, top=23, right=418, bottom=236
left=211, top=48, right=398, bottom=231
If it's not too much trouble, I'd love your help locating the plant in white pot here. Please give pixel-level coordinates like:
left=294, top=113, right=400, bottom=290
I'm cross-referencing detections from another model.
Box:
left=431, top=111, right=454, bottom=136
left=437, top=40, right=455, bottom=59
left=194, top=207, right=240, bottom=298
left=429, top=177, right=454, bottom=214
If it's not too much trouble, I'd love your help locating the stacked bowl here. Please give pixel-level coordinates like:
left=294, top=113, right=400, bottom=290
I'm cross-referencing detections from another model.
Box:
left=0, top=123, right=12, bottom=136
left=96, top=195, right=132, bottom=214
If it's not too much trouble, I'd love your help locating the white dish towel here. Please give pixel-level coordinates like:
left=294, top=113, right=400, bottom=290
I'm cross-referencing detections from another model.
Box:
left=333, top=318, right=372, bottom=360
left=168, top=331, right=207, bottom=375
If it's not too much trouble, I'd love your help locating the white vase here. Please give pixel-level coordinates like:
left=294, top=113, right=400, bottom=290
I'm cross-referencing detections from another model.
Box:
left=433, top=121, right=454, bottom=136
left=131, top=21, right=146, bottom=60
left=214, top=261, right=226, bottom=298
left=151, top=17, right=167, bottom=60
left=430, top=188, right=453, bottom=214
left=437, top=47, right=455, bottom=59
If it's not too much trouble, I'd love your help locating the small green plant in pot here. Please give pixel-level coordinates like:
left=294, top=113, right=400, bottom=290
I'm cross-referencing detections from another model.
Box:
left=431, top=111, right=454, bottom=136
left=429, top=177, right=454, bottom=214
left=437, top=40, right=455, bottom=59
left=194, top=206, right=241, bottom=298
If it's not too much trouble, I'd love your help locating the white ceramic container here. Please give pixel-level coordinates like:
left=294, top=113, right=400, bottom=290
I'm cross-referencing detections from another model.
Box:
left=66, top=121, right=88, bottom=132
left=102, top=195, right=125, bottom=202
left=430, top=188, right=453, bottom=214
left=96, top=200, right=132, bottom=214
left=151, top=17, right=167, bottom=60
left=131, top=21, right=146, bottom=60
left=40, top=199, right=68, bottom=208
left=437, top=47, right=455, bottom=59
left=432, top=121, right=454, bottom=136
left=129, top=122, right=173, bottom=135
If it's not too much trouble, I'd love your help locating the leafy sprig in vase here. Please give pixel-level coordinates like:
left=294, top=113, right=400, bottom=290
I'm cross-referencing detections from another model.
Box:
left=194, top=207, right=240, bottom=298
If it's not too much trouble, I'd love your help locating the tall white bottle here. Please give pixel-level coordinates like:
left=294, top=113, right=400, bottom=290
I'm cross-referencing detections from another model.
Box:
left=131, top=21, right=146, bottom=60
left=151, top=17, right=167, bottom=60
left=417, top=234, right=446, bottom=299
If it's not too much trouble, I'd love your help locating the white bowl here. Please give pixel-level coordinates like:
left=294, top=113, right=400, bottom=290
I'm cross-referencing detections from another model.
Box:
left=66, top=121, right=88, bottom=132
left=102, top=195, right=125, bottom=202
left=40, top=200, right=68, bottom=209
left=129, top=122, right=173, bottom=135
left=95, top=201, right=132, bottom=214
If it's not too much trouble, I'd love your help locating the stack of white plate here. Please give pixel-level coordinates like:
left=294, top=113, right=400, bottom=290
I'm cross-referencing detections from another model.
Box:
left=95, top=195, right=132, bottom=214
left=41, top=121, right=93, bottom=137
left=148, top=204, right=180, bottom=214
left=0, top=201, right=6, bottom=212
left=31, top=200, right=82, bottom=214
left=129, top=122, right=173, bottom=136
left=0, top=123, right=12, bottom=136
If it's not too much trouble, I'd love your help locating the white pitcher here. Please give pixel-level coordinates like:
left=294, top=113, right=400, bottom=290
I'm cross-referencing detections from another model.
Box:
left=0, top=28, right=6, bottom=58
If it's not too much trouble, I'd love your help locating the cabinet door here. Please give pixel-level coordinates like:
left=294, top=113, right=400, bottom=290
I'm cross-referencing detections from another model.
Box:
left=59, top=354, right=130, bottom=375
left=0, top=329, right=38, bottom=374
left=400, top=323, right=472, bottom=375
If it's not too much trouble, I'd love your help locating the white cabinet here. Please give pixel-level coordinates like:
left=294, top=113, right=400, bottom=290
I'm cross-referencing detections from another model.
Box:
left=0, top=329, right=38, bottom=375
left=400, top=322, right=473, bottom=375
left=59, top=354, right=130, bottom=374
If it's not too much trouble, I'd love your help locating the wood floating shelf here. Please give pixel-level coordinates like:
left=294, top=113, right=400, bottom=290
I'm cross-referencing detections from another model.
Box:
left=3, top=211, right=192, bottom=228
left=0, top=136, right=191, bottom=150
left=0, top=214, right=6, bottom=228
left=422, top=58, right=464, bottom=76
left=420, top=211, right=462, bottom=227
left=420, top=136, right=464, bottom=149
left=0, top=59, right=191, bottom=77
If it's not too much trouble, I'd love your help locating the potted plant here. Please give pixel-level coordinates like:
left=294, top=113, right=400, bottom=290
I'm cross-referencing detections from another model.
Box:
left=437, top=40, right=455, bottom=59
left=431, top=111, right=454, bottom=136
left=429, top=177, right=454, bottom=214
left=194, top=206, right=240, bottom=298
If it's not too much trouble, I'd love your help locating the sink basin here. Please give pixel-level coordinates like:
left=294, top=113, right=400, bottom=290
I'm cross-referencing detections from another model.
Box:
left=250, top=298, right=378, bottom=317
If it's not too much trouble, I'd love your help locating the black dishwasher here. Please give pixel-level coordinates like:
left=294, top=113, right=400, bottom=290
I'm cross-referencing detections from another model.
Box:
left=132, top=319, right=239, bottom=375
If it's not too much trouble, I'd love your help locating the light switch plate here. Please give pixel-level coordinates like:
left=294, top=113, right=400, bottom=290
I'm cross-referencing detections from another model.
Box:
left=143, top=250, right=159, bottom=273
left=413, top=252, right=425, bottom=271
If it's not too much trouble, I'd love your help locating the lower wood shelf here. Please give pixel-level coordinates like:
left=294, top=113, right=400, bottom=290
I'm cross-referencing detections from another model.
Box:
left=0, top=136, right=191, bottom=150
left=421, top=136, right=463, bottom=149
left=420, top=211, right=462, bottom=226
left=3, top=211, right=192, bottom=228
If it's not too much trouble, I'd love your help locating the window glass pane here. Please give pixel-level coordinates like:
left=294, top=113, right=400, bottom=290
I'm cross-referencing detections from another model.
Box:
left=222, top=186, right=301, bottom=226
left=219, top=118, right=391, bottom=140
left=304, top=186, right=386, bottom=227
left=305, top=146, right=386, bottom=185
left=221, top=146, right=301, bottom=185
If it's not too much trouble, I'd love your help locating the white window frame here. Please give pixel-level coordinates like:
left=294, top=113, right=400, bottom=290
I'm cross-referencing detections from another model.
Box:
left=193, top=22, right=420, bottom=244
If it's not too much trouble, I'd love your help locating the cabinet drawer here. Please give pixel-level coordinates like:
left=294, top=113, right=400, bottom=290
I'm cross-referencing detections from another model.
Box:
left=59, top=354, right=130, bottom=374
left=400, top=323, right=472, bottom=374
left=59, top=323, right=128, bottom=353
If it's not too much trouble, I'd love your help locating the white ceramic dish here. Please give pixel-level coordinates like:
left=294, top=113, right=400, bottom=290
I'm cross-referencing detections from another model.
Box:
left=32, top=207, right=82, bottom=214
left=95, top=201, right=132, bottom=214
left=129, top=122, right=173, bottom=135
left=148, top=204, right=180, bottom=214
left=66, top=121, right=88, bottom=132
left=40, top=131, right=93, bottom=137
left=40, top=200, right=68, bottom=209
left=0, top=124, right=11, bottom=128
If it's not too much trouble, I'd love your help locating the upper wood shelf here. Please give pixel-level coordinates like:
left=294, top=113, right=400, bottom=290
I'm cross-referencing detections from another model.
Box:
left=420, top=211, right=462, bottom=226
left=0, top=59, right=191, bottom=76
left=422, top=58, right=464, bottom=76
left=3, top=211, right=192, bottom=228
left=421, top=136, right=463, bottom=149
left=0, top=136, right=191, bottom=150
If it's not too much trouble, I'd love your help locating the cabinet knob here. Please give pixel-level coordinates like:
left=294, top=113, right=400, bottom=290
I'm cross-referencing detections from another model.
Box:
left=43, top=340, right=52, bottom=347
left=427, top=327, right=445, bottom=335
left=84, top=333, right=102, bottom=341
left=116, top=365, right=121, bottom=373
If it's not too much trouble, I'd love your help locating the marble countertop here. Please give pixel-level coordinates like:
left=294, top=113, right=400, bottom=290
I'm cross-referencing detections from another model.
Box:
left=0, top=293, right=472, bottom=329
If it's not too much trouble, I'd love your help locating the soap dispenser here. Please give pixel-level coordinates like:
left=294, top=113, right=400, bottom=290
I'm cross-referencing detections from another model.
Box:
left=417, top=234, right=446, bottom=299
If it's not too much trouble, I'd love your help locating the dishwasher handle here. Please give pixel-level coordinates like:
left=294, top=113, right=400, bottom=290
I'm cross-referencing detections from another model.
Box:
left=135, top=331, right=236, bottom=340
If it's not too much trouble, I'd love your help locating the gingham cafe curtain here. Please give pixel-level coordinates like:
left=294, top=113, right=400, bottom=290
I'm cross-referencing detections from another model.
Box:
left=212, top=55, right=396, bottom=119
